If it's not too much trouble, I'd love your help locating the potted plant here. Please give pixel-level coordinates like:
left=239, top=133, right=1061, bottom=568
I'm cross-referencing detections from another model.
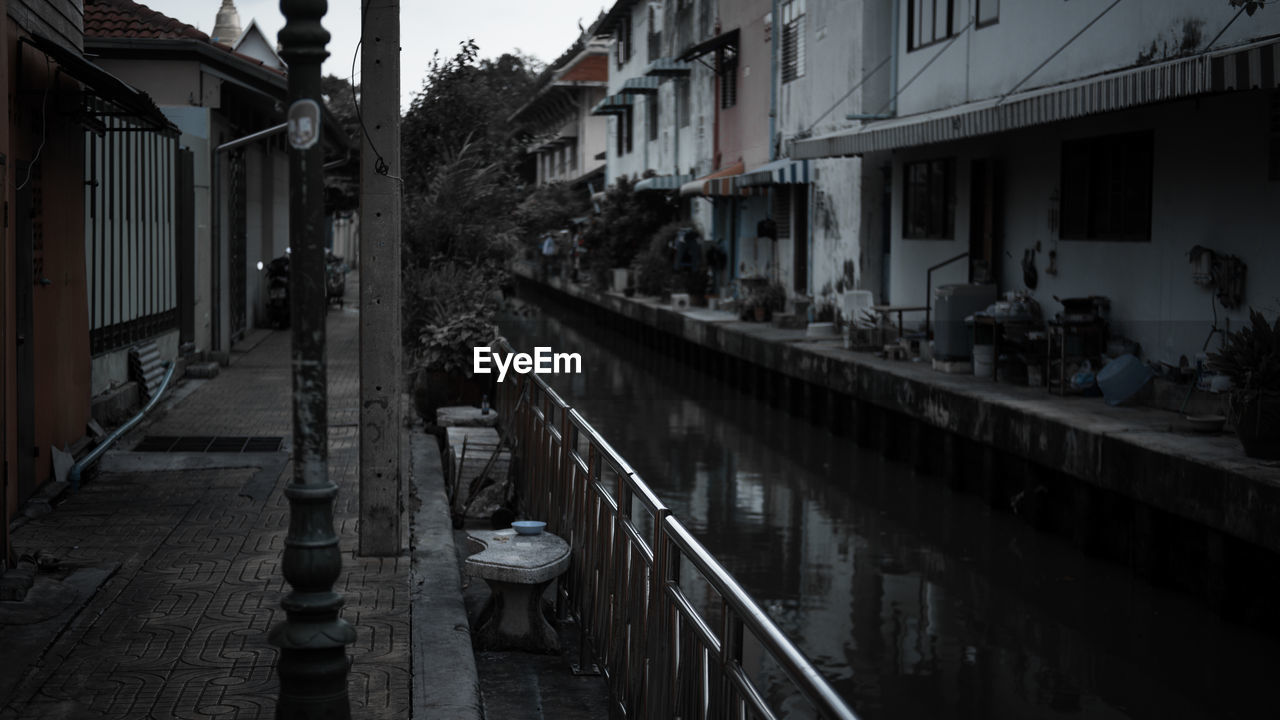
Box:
left=413, top=310, right=499, bottom=421
left=1208, top=308, right=1280, bottom=459
left=742, top=281, right=786, bottom=322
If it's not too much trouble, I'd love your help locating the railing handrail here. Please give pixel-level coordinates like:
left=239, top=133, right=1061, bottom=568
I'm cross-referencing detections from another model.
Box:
left=496, top=339, right=859, bottom=720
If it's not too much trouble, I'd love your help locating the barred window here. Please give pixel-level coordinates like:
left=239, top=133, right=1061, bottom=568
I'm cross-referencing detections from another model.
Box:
left=781, top=0, right=805, bottom=83
left=719, top=46, right=738, bottom=109
left=1060, top=132, right=1153, bottom=241
left=903, top=158, right=956, bottom=239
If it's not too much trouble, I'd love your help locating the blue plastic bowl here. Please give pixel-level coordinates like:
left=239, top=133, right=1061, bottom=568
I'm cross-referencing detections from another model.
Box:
left=511, top=520, right=546, bottom=536
left=1097, top=354, right=1153, bottom=406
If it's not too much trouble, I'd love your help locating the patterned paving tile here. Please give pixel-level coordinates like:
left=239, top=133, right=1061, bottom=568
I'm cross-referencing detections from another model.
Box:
left=3, top=305, right=409, bottom=718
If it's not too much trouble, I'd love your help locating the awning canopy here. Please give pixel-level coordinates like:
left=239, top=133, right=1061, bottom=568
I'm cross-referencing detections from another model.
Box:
left=679, top=161, right=746, bottom=196
left=23, top=33, right=174, bottom=132
left=621, top=76, right=661, bottom=94
left=792, top=36, right=1280, bottom=159
left=645, top=58, right=693, bottom=77
left=634, top=173, right=694, bottom=192
left=678, top=28, right=739, bottom=62
left=591, top=93, right=635, bottom=115
left=737, top=158, right=811, bottom=187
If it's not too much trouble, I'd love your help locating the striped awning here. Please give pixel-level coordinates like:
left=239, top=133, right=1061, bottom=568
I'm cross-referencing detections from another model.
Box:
left=590, top=93, right=635, bottom=115
left=645, top=58, right=693, bottom=77
left=621, top=76, right=661, bottom=94
left=634, top=173, right=694, bottom=192
left=679, top=161, right=745, bottom=196
left=792, top=37, right=1280, bottom=159
left=737, top=158, right=811, bottom=187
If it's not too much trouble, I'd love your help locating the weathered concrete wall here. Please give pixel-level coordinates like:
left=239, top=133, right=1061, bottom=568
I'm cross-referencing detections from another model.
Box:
left=519, top=268, right=1280, bottom=559
left=718, top=0, right=772, bottom=171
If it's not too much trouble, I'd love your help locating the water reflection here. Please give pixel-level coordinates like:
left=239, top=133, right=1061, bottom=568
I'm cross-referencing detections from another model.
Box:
left=500, top=299, right=1276, bottom=720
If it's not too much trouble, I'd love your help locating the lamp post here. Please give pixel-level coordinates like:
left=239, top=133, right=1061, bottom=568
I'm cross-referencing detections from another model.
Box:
left=270, top=1, right=355, bottom=718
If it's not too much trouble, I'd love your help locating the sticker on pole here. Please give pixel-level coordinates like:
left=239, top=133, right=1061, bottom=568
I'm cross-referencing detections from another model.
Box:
left=287, top=99, right=321, bottom=150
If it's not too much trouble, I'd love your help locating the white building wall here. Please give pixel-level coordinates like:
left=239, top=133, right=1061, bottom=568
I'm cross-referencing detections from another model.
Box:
left=604, top=2, right=652, bottom=186
left=896, top=0, right=1280, bottom=117
left=888, top=90, right=1279, bottom=364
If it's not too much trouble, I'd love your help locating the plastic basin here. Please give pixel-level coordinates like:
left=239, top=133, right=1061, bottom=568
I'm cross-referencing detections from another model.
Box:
left=1097, top=354, right=1152, bottom=406
left=512, top=520, right=546, bottom=536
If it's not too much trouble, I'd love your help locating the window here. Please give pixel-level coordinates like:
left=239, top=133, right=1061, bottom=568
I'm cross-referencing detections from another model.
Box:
left=616, top=14, right=632, bottom=67
left=907, top=0, right=956, bottom=51
left=647, top=95, right=659, bottom=142
left=1060, top=132, right=1153, bottom=241
left=976, top=0, right=998, bottom=28
left=719, top=46, right=738, bottom=109
left=903, top=158, right=956, bottom=239
left=648, top=6, right=661, bottom=61
left=626, top=109, right=634, bottom=154
left=781, top=0, right=806, bottom=83
left=569, top=140, right=578, bottom=172
left=678, top=79, right=691, bottom=127
left=616, top=112, right=634, bottom=156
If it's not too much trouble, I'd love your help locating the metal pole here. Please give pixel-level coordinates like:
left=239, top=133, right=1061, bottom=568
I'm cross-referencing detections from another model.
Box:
left=270, top=2, right=355, bottom=718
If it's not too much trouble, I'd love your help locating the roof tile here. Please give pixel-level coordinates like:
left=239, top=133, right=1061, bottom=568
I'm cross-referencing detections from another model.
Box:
left=85, top=0, right=211, bottom=42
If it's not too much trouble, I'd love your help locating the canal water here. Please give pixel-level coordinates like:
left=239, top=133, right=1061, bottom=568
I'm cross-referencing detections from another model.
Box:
left=499, top=296, right=1276, bottom=720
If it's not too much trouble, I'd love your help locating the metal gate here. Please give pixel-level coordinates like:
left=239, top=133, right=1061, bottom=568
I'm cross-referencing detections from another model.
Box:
left=229, top=149, right=248, bottom=342
left=83, top=106, right=180, bottom=355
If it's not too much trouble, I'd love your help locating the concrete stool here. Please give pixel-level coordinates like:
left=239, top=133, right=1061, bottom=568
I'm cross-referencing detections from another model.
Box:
left=464, top=528, right=570, bottom=653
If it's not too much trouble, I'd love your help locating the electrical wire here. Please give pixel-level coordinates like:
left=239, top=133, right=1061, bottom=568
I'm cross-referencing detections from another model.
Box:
left=997, top=0, right=1124, bottom=104
left=352, top=0, right=391, bottom=178
left=16, top=55, right=51, bottom=192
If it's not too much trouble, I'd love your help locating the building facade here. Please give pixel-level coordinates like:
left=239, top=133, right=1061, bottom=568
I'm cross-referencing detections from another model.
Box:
left=793, top=0, right=1280, bottom=364
left=510, top=37, right=610, bottom=189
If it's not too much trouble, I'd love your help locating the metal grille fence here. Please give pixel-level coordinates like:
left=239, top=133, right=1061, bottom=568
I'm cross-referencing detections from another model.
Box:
left=83, top=99, right=180, bottom=355
left=497, top=351, right=857, bottom=720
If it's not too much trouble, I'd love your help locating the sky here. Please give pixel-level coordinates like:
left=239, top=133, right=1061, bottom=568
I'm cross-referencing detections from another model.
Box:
left=136, top=0, right=611, bottom=110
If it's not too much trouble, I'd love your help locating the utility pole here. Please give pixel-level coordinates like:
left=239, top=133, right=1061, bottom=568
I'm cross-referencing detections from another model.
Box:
left=271, top=1, right=355, bottom=717
left=358, top=0, right=402, bottom=556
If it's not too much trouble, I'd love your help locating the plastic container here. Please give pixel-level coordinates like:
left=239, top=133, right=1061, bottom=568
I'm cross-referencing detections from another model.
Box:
left=1097, top=354, right=1153, bottom=406
left=972, top=344, right=995, bottom=378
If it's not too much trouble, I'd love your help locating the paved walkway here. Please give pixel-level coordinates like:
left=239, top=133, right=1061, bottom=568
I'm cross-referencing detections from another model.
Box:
left=1, top=296, right=410, bottom=718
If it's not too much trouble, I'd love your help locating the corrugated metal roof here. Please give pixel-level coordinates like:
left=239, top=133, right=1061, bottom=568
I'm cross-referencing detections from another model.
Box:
left=621, top=76, right=661, bottom=94
left=645, top=58, right=693, bottom=77
left=792, top=37, right=1280, bottom=159
left=634, top=173, right=694, bottom=192
left=737, top=158, right=811, bottom=187
left=591, top=93, right=635, bottom=115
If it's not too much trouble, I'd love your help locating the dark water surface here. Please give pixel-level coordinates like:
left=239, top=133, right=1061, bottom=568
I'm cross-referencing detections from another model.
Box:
left=499, top=297, right=1275, bottom=720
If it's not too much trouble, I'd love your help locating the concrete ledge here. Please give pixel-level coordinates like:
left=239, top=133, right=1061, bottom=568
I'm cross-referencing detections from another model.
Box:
left=410, top=430, right=482, bottom=720
left=519, top=268, right=1280, bottom=555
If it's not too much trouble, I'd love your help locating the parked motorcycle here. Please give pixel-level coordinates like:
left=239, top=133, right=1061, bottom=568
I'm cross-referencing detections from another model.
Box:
left=266, top=255, right=290, bottom=328
left=326, top=253, right=346, bottom=309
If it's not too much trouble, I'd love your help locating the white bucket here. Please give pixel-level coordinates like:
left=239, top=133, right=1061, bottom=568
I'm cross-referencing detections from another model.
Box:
left=973, top=344, right=995, bottom=378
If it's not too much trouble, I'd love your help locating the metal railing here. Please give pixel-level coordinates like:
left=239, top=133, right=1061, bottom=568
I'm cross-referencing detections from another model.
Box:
left=497, top=347, right=858, bottom=720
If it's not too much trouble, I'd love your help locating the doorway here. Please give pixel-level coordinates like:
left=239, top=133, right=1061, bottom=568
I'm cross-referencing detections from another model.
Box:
left=968, top=158, right=1003, bottom=285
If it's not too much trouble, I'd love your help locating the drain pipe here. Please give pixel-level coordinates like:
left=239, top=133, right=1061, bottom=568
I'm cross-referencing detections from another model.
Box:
left=69, top=362, right=177, bottom=491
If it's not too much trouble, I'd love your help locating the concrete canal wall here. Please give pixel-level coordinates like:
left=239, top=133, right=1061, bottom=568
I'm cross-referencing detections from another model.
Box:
left=514, top=268, right=1280, bottom=628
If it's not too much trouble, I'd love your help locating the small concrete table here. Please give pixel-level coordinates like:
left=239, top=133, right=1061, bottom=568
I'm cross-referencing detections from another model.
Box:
left=464, top=528, right=570, bottom=653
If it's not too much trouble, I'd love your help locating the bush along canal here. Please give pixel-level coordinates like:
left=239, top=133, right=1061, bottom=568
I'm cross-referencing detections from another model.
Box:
left=500, top=288, right=1280, bottom=720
